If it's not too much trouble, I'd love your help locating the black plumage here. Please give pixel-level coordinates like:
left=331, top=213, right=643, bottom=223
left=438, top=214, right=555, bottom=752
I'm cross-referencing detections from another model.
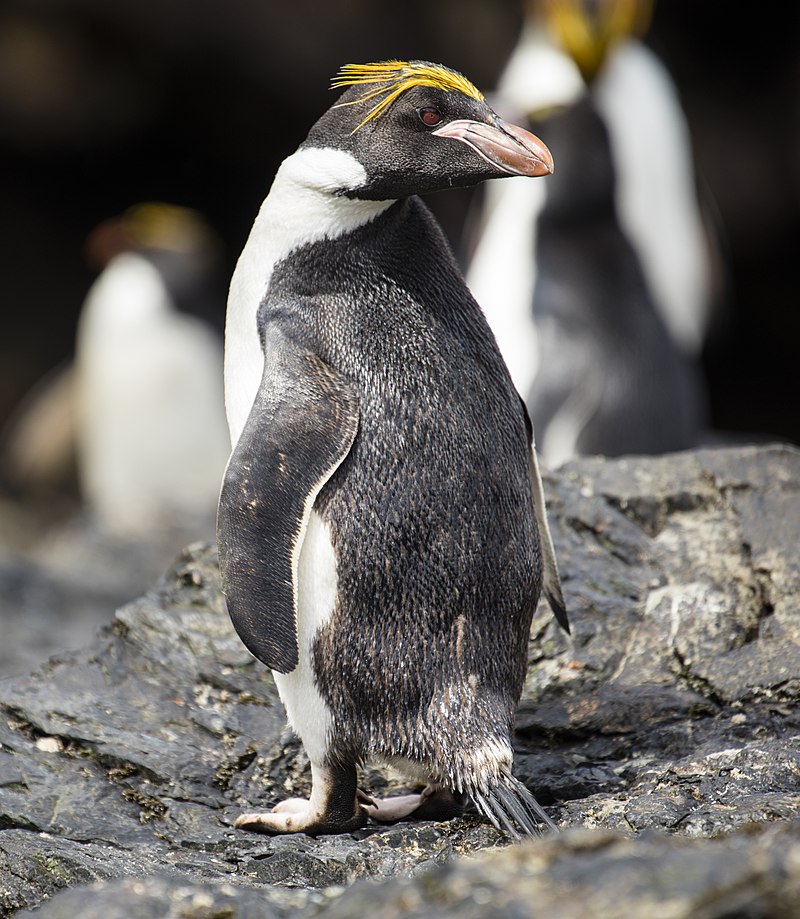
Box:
left=217, top=61, right=566, bottom=838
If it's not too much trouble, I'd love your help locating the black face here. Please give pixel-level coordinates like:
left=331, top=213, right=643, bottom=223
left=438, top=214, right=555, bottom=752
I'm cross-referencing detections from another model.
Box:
left=302, top=84, right=553, bottom=201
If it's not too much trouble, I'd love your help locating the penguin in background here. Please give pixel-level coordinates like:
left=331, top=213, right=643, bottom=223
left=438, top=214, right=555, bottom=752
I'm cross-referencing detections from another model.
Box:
left=75, top=203, right=230, bottom=534
left=467, top=0, right=714, bottom=465
left=218, top=60, right=569, bottom=837
left=1, top=204, right=231, bottom=534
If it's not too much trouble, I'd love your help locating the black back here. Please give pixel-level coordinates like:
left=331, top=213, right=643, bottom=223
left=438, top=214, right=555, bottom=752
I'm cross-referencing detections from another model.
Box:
left=265, top=197, right=542, bottom=766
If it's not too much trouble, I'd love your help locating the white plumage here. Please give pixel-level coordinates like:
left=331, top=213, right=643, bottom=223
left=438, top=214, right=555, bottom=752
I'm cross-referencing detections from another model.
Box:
left=76, top=251, right=229, bottom=533
left=225, top=148, right=393, bottom=448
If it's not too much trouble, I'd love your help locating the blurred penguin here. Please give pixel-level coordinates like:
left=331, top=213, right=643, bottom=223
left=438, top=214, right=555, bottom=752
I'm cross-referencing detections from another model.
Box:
left=467, top=0, right=714, bottom=465
left=74, top=203, right=230, bottom=535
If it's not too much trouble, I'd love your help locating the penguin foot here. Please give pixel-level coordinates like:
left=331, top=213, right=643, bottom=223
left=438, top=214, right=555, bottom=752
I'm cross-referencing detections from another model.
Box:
left=358, top=785, right=468, bottom=823
left=357, top=788, right=424, bottom=822
left=234, top=761, right=367, bottom=836
left=234, top=799, right=367, bottom=835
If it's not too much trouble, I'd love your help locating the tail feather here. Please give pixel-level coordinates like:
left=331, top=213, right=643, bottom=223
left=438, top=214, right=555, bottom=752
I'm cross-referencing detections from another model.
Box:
left=473, top=788, right=522, bottom=839
left=472, top=772, right=556, bottom=838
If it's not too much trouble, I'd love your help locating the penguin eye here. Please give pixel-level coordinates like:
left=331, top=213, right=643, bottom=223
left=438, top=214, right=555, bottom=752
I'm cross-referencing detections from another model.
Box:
left=419, top=107, right=443, bottom=127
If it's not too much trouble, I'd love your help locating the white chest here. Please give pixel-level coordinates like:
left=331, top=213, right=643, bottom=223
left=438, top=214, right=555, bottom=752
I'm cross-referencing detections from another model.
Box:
left=223, top=147, right=393, bottom=448
left=224, top=147, right=393, bottom=761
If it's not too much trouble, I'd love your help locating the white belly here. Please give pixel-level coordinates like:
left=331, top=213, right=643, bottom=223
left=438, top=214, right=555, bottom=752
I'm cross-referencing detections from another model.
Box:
left=272, top=509, right=337, bottom=764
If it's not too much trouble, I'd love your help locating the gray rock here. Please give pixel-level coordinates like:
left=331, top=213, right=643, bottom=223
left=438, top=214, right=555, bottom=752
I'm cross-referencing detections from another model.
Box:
left=0, top=500, right=218, bottom=679
left=13, top=875, right=295, bottom=919
left=314, top=822, right=800, bottom=919
left=1, top=444, right=798, bottom=917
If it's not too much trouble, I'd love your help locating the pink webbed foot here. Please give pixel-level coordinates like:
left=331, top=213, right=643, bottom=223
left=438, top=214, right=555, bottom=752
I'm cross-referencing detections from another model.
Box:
left=234, top=763, right=367, bottom=836
left=358, top=785, right=468, bottom=823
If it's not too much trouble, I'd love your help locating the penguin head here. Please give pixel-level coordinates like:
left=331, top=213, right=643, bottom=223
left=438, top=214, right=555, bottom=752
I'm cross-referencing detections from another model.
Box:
left=301, top=60, right=554, bottom=201
left=532, top=0, right=654, bottom=82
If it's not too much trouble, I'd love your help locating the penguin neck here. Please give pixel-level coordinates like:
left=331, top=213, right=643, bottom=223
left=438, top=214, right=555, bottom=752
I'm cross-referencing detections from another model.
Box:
left=82, top=253, right=173, bottom=333
left=257, top=147, right=395, bottom=244
left=225, top=147, right=394, bottom=448
left=497, top=17, right=585, bottom=114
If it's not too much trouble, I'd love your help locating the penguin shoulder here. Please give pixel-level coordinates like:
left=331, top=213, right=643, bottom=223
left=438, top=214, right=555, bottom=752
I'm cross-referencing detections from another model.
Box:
left=260, top=147, right=395, bottom=241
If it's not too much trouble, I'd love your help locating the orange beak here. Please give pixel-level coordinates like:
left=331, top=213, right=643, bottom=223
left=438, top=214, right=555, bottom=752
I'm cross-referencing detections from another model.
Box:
left=432, top=118, right=554, bottom=177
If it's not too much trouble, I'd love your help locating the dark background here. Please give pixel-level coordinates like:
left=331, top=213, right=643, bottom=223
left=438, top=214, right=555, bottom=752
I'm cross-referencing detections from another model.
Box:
left=1, top=0, right=798, bottom=451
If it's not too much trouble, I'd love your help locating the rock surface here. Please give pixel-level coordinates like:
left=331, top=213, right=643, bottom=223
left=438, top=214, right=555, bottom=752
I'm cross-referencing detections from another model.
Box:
left=0, top=497, right=218, bottom=679
left=1, top=444, right=799, bottom=917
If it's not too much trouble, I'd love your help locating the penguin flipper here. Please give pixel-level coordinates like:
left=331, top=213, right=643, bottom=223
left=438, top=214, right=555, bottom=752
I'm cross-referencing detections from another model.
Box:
left=519, top=397, right=569, bottom=633
left=218, top=326, right=359, bottom=673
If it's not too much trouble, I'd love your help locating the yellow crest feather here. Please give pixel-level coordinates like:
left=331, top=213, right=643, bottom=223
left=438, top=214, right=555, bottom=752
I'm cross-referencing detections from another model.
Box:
left=540, top=0, right=654, bottom=78
left=331, top=60, right=485, bottom=131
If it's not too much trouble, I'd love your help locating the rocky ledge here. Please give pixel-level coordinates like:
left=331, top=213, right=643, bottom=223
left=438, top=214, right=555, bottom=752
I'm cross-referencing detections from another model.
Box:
left=1, top=444, right=799, bottom=918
